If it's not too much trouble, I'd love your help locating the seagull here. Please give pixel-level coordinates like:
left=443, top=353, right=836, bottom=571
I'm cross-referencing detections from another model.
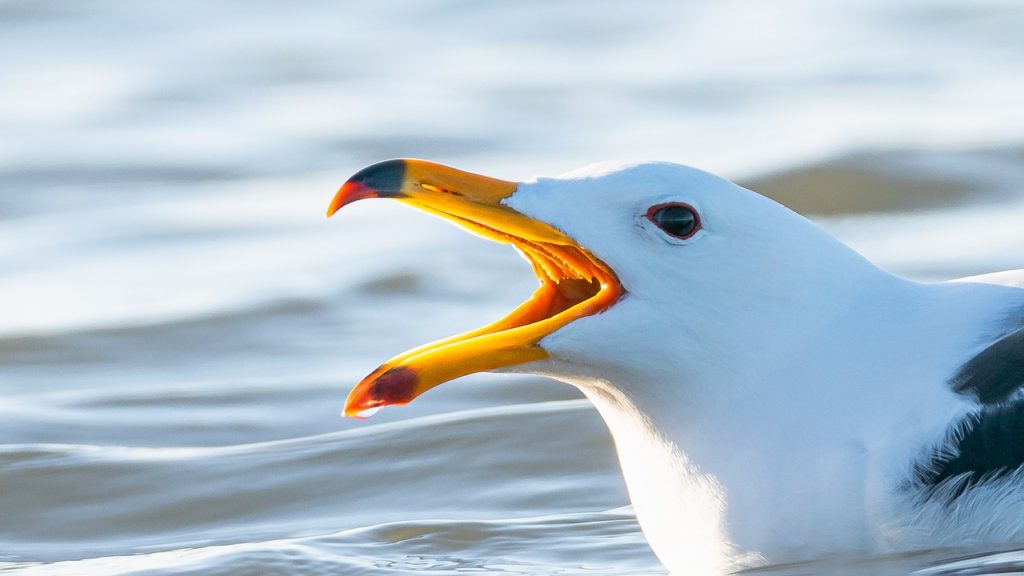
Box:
left=326, top=159, right=1024, bottom=575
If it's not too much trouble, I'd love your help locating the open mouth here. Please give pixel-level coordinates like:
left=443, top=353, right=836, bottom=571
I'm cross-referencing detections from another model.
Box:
left=327, top=159, right=624, bottom=417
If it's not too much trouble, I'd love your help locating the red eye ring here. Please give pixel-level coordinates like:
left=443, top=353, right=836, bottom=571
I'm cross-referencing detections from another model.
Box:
left=646, top=202, right=701, bottom=240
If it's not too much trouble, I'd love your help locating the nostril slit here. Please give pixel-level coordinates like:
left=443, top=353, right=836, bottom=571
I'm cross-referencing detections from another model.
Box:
left=420, top=182, right=463, bottom=196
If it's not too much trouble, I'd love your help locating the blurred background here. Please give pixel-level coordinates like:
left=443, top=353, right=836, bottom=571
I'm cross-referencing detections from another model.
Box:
left=1, top=1, right=1022, bottom=574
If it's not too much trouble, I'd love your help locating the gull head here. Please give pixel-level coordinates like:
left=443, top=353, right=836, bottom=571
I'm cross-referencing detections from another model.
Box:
left=328, top=159, right=875, bottom=417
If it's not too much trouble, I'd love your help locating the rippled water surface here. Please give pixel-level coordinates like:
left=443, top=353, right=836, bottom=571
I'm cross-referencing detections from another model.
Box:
left=2, top=1, right=1024, bottom=574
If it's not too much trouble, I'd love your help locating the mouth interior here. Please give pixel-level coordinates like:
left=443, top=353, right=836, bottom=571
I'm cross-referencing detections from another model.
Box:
left=442, top=211, right=623, bottom=338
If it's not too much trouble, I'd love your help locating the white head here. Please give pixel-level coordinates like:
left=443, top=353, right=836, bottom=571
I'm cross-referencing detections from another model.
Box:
left=505, top=161, right=885, bottom=415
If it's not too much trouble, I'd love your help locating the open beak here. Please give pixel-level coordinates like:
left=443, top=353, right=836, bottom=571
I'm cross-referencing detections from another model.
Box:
left=328, top=159, right=623, bottom=418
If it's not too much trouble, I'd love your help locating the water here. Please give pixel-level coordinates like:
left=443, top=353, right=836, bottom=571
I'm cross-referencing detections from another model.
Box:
left=2, top=1, right=1024, bottom=574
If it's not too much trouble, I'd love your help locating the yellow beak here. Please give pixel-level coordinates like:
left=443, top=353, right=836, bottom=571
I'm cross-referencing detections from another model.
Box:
left=328, top=159, right=623, bottom=418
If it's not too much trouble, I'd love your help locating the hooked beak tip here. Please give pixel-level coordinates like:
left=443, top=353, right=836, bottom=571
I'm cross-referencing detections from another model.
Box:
left=327, top=181, right=379, bottom=217
left=328, top=159, right=410, bottom=217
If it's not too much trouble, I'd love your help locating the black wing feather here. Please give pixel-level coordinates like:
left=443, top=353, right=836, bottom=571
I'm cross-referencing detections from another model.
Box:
left=918, top=324, right=1024, bottom=498
left=915, top=400, right=1024, bottom=497
left=950, top=326, right=1024, bottom=404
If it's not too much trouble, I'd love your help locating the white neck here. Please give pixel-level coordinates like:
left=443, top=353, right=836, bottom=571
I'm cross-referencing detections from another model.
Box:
left=579, top=382, right=742, bottom=574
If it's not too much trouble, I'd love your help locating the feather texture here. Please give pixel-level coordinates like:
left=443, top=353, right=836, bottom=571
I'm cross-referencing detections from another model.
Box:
left=916, top=400, right=1024, bottom=499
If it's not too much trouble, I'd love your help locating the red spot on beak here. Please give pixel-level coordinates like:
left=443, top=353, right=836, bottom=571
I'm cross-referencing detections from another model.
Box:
left=343, top=367, right=419, bottom=418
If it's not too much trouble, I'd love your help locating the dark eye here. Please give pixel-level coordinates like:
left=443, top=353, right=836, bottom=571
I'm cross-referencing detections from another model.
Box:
left=646, top=203, right=701, bottom=239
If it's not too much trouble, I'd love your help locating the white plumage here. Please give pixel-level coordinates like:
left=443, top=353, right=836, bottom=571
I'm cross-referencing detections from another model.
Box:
left=498, top=162, right=1024, bottom=574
